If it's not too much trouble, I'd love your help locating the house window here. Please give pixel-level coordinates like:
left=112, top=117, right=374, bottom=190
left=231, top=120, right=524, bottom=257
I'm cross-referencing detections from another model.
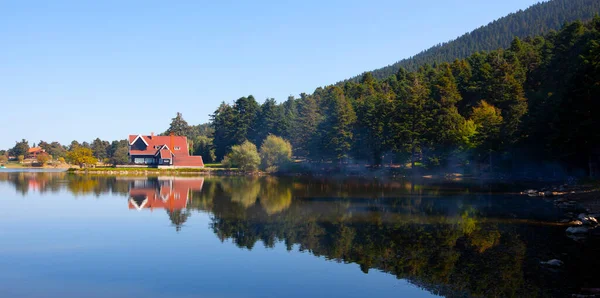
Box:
left=134, top=158, right=145, bottom=164
left=145, top=158, right=155, bottom=164
left=174, top=146, right=180, bottom=150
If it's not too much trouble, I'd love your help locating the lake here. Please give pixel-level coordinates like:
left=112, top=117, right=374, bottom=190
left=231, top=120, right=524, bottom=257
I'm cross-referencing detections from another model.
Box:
left=0, top=171, right=598, bottom=297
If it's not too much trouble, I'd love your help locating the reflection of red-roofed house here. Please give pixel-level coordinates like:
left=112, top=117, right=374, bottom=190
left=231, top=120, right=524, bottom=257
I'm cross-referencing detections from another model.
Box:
left=128, top=178, right=204, bottom=211
left=127, top=133, right=204, bottom=168
left=27, top=147, right=46, bottom=159
left=28, top=179, right=42, bottom=191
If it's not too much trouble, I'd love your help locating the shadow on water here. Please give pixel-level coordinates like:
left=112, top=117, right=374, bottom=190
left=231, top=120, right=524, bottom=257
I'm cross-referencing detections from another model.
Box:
left=0, top=172, right=599, bottom=297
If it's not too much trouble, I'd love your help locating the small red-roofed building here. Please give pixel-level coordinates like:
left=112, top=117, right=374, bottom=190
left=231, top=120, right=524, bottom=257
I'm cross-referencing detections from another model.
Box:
left=27, top=147, right=46, bottom=159
left=127, top=133, right=204, bottom=168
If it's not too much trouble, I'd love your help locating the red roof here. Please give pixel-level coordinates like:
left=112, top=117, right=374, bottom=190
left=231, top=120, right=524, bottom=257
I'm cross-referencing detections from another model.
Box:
left=159, top=147, right=173, bottom=159
left=129, top=135, right=188, bottom=156
left=28, top=147, right=44, bottom=153
left=173, top=156, right=204, bottom=167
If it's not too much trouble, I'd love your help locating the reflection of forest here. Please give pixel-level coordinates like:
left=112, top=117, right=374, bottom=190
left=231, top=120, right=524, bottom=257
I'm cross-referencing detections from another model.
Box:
left=206, top=189, right=529, bottom=297
left=0, top=173, right=571, bottom=297
left=186, top=177, right=564, bottom=297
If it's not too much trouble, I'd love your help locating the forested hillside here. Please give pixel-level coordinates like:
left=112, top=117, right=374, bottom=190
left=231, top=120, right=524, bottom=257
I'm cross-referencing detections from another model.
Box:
left=345, top=0, right=600, bottom=82
left=209, top=18, right=600, bottom=176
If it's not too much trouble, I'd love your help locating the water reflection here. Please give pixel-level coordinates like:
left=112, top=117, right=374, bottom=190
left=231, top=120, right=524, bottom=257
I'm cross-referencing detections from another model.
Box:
left=125, top=177, right=203, bottom=211
left=124, top=177, right=204, bottom=231
left=0, top=172, right=598, bottom=297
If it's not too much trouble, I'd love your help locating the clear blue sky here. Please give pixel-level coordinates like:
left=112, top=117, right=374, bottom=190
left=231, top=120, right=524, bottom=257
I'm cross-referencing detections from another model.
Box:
left=0, top=0, right=542, bottom=149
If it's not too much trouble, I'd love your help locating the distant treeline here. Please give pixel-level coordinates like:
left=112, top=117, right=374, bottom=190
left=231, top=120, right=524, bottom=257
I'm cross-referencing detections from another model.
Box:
left=209, top=19, right=600, bottom=176
left=344, top=0, right=600, bottom=80
left=2, top=138, right=130, bottom=165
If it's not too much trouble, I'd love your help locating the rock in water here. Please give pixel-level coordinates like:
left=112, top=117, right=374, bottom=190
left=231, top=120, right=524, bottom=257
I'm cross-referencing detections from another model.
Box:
left=566, top=226, right=589, bottom=234
left=540, top=259, right=563, bottom=267
left=578, top=214, right=598, bottom=225
left=584, top=218, right=598, bottom=226
left=568, top=220, right=583, bottom=226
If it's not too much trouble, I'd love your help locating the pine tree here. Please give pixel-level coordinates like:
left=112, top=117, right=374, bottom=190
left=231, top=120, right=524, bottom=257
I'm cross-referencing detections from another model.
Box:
left=91, top=138, right=110, bottom=160
left=292, top=94, right=320, bottom=157
left=427, top=63, right=468, bottom=165
left=165, top=112, right=192, bottom=138
left=393, top=73, right=431, bottom=169
left=280, top=96, right=298, bottom=141
left=351, top=73, right=395, bottom=165
left=232, top=96, right=260, bottom=144
left=252, top=98, right=284, bottom=146
left=211, top=103, right=236, bottom=161
left=486, top=50, right=527, bottom=142
left=315, top=86, right=356, bottom=162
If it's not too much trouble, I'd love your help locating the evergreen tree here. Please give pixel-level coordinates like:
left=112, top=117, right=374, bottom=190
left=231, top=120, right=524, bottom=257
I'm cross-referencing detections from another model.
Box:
left=486, top=51, right=528, bottom=141
left=45, top=142, right=67, bottom=159
left=280, top=96, right=298, bottom=141
left=352, top=73, right=395, bottom=165
left=211, top=103, right=236, bottom=161
left=314, top=86, right=356, bottom=162
left=165, top=112, right=192, bottom=138
left=427, top=64, right=468, bottom=165
left=91, top=138, right=110, bottom=160
left=252, top=98, right=284, bottom=146
left=232, top=96, right=260, bottom=144
left=9, top=139, right=29, bottom=158
left=68, top=141, right=81, bottom=151
left=393, top=73, right=431, bottom=169
left=290, top=94, right=321, bottom=157
left=107, top=140, right=129, bottom=165
left=193, top=135, right=216, bottom=163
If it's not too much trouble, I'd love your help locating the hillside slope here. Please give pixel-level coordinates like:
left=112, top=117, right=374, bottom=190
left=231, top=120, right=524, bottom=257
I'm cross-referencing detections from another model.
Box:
left=345, top=0, right=600, bottom=82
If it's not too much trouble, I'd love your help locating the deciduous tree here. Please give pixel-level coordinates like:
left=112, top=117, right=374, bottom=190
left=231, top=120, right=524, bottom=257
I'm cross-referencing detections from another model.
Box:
left=67, top=147, right=98, bottom=168
left=222, top=141, right=260, bottom=171
left=36, top=153, right=51, bottom=166
left=259, top=135, right=292, bottom=172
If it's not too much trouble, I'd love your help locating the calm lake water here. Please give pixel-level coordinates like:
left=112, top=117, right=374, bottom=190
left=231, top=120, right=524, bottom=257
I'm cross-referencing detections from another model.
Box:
left=1, top=171, right=599, bottom=298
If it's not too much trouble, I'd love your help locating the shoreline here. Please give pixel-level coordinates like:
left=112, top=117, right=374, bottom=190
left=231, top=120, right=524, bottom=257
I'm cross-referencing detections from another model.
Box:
left=65, top=167, right=265, bottom=176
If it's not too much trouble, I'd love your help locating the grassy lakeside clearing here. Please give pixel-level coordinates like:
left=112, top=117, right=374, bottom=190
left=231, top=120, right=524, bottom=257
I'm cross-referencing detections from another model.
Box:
left=203, top=163, right=223, bottom=168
